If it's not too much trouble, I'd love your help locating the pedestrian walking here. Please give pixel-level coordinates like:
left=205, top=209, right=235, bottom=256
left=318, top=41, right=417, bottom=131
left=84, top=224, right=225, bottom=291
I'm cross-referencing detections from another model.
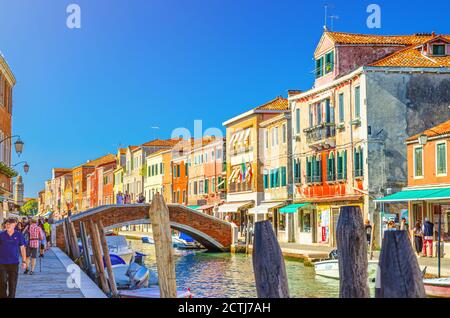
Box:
left=364, top=219, right=373, bottom=246
left=413, top=221, right=423, bottom=256
left=124, top=191, right=131, bottom=204
left=137, top=193, right=146, bottom=203
left=423, top=217, right=435, bottom=258
left=24, top=219, right=43, bottom=275
left=116, top=191, right=124, bottom=205
left=0, top=217, right=27, bottom=298
left=43, top=218, right=51, bottom=249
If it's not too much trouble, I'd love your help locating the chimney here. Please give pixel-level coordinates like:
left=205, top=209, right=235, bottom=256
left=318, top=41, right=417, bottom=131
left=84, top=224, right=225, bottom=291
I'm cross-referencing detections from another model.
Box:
left=288, top=90, right=302, bottom=97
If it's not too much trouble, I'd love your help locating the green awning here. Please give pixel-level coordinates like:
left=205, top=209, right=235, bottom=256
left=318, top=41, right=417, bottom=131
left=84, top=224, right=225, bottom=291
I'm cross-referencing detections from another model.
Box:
left=279, top=203, right=310, bottom=214
left=187, top=205, right=201, bottom=210
left=374, top=187, right=450, bottom=203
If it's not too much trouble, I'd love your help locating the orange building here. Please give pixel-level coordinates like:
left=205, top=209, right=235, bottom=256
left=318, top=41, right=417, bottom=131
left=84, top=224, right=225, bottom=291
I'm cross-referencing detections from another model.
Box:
left=171, top=140, right=193, bottom=205
left=72, top=154, right=116, bottom=213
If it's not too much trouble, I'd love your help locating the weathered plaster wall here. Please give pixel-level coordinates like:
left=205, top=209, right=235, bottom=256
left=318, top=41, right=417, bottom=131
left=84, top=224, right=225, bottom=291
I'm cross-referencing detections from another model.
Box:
left=366, top=71, right=450, bottom=197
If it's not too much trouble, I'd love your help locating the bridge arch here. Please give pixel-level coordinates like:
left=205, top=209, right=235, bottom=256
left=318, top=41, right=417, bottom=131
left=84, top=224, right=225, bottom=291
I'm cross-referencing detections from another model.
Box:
left=54, top=204, right=235, bottom=252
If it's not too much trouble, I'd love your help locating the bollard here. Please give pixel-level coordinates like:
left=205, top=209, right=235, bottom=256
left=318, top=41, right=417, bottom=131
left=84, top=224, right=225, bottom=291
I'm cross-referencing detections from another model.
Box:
left=252, top=220, right=290, bottom=298
left=336, top=206, right=369, bottom=298
left=376, top=230, right=425, bottom=298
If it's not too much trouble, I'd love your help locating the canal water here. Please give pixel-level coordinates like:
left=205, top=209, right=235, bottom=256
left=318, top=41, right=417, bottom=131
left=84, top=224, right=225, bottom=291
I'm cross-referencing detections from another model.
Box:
left=129, top=240, right=340, bottom=298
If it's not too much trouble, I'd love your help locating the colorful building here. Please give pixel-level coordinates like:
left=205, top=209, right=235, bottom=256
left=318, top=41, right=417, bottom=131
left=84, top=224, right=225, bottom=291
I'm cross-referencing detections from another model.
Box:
left=255, top=110, right=293, bottom=242
left=376, top=120, right=450, bottom=257
left=289, top=31, right=450, bottom=246
left=113, top=148, right=127, bottom=203
left=171, top=139, right=192, bottom=205
left=220, top=96, right=289, bottom=232
left=187, top=137, right=226, bottom=214
left=0, top=53, right=16, bottom=213
left=124, top=139, right=180, bottom=203
left=72, top=154, right=116, bottom=213
left=161, top=149, right=174, bottom=203
left=144, top=149, right=167, bottom=203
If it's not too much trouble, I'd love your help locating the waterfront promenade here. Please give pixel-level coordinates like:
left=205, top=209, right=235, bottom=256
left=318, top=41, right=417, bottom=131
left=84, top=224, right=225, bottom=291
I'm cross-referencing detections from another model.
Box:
left=16, top=247, right=106, bottom=298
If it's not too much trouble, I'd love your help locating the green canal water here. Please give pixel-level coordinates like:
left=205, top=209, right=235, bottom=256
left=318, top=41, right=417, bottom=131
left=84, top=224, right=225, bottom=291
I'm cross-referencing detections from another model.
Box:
left=129, top=240, right=340, bottom=298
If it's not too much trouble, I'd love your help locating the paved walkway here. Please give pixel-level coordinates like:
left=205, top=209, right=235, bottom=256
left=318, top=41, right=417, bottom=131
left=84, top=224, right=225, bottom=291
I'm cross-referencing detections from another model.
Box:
left=16, top=248, right=106, bottom=298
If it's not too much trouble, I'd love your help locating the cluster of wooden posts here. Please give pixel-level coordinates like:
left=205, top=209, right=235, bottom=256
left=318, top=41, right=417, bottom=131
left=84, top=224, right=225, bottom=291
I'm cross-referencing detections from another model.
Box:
left=62, top=216, right=119, bottom=297
left=60, top=193, right=178, bottom=298
left=252, top=206, right=426, bottom=298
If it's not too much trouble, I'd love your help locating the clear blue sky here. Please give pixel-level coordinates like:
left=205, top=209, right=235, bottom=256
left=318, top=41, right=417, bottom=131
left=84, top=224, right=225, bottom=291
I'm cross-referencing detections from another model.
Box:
left=0, top=0, right=449, bottom=197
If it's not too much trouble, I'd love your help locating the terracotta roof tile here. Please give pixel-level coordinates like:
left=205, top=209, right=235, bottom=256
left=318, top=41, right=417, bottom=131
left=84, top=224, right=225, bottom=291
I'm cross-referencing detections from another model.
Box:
left=254, top=96, right=289, bottom=111
left=407, top=119, right=450, bottom=141
left=76, top=154, right=116, bottom=169
left=141, top=139, right=181, bottom=147
left=370, top=46, right=450, bottom=68
left=325, top=31, right=438, bottom=45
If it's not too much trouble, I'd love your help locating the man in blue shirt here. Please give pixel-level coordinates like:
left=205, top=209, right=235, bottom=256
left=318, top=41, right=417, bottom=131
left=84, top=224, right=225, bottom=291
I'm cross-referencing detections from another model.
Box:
left=0, top=217, right=27, bottom=298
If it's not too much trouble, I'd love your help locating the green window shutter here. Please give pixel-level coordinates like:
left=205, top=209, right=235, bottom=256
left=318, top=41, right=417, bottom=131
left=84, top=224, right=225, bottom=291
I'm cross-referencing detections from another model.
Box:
left=344, top=150, right=347, bottom=179
left=360, top=148, right=364, bottom=177
left=296, top=108, right=301, bottom=134
left=316, top=57, right=324, bottom=78
left=281, top=167, right=287, bottom=186
left=205, top=179, right=209, bottom=193
left=264, top=174, right=268, bottom=189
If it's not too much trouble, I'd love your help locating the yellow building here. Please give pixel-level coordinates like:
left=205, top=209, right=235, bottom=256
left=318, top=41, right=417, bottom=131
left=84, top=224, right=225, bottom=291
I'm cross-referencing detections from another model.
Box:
left=220, top=96, right=289, bottom=233
left=113, top=148, right=127, bottom=202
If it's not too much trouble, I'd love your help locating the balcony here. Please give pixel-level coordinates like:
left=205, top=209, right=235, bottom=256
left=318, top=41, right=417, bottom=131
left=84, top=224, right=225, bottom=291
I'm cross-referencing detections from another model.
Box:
left=303, top=123, right=336, bottom=150
left=229, top=146, right=253, bottom=157
left=228, top=182, right=252, bottom=193
left=306, top=175, right=322, bottom=184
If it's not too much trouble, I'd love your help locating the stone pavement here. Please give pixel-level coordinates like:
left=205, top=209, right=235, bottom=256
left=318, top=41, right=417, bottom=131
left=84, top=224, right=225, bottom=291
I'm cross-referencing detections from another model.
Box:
left=16, top=247, right=106, bottom=298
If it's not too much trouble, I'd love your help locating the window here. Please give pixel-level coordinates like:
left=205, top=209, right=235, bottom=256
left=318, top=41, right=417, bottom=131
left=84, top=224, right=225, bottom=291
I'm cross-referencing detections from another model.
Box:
left=264, top=173, right=269, bottom=189
left=327, top=152, right=336, bottom=181
left=282, top=124, right=286, bottom=143
left=177, top=165, right=181, bottom=178
left=436, top=142, right=447, bottom=176
left=205, top=179, right=209, bottom=194
left=160, top=163, right=164, bottom=175
left=182, top=190, right=186, bottom=203
left=306, top=157, right=312, bottom=183
left=199, top=181, right=204, bottom=194
left=354, top=86, right=361, bottom=118
left=414, top=146, right=423, bottom=178
left=194, top=181, right=198, bottom=195
left=295, top=108, right=301, bottom=134
left=309, top=105, right=314, bottom=127
left=265, top=130, right=269, bottom=149
left=281, top=167, right=287, bottom=187
left=354, top=147, right=364, bottom=178
left=294, top=159, right=301, bottom=184
left=315, top=102, right=322, bottom=125
left=315, top=57, right=324, bottom=78
left=212, top=177, right=216, bottom=192
left=433, top=44, right=446, bottom=56
left=325, top=99, right=334, bottom=124
left=325, top=51, right=334, bottom=74
left=338, top=93, right=345, bottom=123
left=314, top=155, right=322, bottom=183
left=337, top=150, right=348, bottom=180
left=272, top=127, right=279, bottom=146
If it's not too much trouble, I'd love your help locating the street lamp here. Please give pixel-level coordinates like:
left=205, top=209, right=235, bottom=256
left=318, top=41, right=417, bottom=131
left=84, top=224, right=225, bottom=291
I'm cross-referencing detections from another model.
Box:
left=12, top=161, right=30, bottom=174
left=0, top=135, right=24, bottom=156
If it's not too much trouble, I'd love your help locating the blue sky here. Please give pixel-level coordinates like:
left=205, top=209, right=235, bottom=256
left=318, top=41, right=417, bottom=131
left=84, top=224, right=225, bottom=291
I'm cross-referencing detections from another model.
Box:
left=0, top=0, right=449, bottom=197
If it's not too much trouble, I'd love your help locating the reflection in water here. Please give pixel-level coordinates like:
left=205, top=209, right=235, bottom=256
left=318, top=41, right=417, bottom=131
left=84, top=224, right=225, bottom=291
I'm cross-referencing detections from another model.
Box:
left=129, top=240, right=339, bottom=298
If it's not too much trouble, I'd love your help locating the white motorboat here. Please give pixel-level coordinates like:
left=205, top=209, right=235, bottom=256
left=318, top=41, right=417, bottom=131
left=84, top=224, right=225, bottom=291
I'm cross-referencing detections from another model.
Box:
left=314, top=259, right=379, bottom=281
left=423, top=278, right=450, bottom=298
left=105, top=235, right=135, bottom=264
left=119, top=287, right=192, bottom=298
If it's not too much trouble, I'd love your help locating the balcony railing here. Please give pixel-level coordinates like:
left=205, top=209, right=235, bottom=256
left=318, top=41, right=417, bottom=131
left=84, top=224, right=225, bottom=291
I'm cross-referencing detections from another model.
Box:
left=337, top=172, right=347, bottom=181
left=228, top=182, right=252, bottom=193
left=306, top=175, right=322, bottom=184
left=327, top=173, right=336, bottom=182
left=303, top=123, right=336, bottom=144
left=354, top=169, right=363, bottom=178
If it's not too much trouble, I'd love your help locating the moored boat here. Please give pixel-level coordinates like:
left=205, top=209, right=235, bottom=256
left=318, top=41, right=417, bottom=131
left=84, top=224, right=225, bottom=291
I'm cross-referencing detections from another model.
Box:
left=423, top=278, right=450, bottom=298
left=314, top=259, right=379, bottom=281
left=119, top=287, right=193, bottom=298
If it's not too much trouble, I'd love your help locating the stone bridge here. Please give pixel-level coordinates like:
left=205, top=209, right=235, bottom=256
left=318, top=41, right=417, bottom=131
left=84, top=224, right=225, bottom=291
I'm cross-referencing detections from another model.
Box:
left=54, top=204, right=235, bottom=252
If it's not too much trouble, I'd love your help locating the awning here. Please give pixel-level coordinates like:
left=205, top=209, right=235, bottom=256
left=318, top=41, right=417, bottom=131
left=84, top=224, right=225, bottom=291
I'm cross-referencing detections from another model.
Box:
left=44, top=211, right=53, bottom=218
left=280, top=203, right=311, bottom=214
left=198, top=205, right=214, bottom=211
left=187, top=205, right=201, bottom=210
left=248, top=202, right=285, bottom=215
left=374, top=187, right=450, bottom=203
left=218, top=201, right=253, bottom=213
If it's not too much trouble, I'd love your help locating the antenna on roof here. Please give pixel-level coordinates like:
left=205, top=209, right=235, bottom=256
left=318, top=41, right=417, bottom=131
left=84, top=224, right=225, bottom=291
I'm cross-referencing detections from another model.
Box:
left=330, top=15, right=339, bottom=31
left=323, top=3, right=335, bottom=31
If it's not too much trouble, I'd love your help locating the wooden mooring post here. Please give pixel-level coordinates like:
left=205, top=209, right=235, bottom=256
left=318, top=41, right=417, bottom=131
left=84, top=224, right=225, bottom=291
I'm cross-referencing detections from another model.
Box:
left=148, top=193, right=177, bottom=298
left=336, top=206, right=369, bottom=298
left=68, top=219, right=81, bottom=260
left=376, top=230, right=425, bottom=298
left=252, top=220, right=290, bottom=298
left=62, top=219, right=71, bottom=257
left=88, top=219, right=111, bottom=295
left=79, top=221, right=93, bottom=277
left=98, top=219, right=118, bottom=297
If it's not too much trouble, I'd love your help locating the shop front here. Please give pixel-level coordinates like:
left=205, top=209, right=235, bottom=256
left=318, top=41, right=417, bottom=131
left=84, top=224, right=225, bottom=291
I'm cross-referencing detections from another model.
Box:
left=247, top=201, right=285, bottom=224
left=278, top=203, right=311, bottom=243
left=376, top=187, right=450, bottom=258
left=217, top=201, right=254, bottom=236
